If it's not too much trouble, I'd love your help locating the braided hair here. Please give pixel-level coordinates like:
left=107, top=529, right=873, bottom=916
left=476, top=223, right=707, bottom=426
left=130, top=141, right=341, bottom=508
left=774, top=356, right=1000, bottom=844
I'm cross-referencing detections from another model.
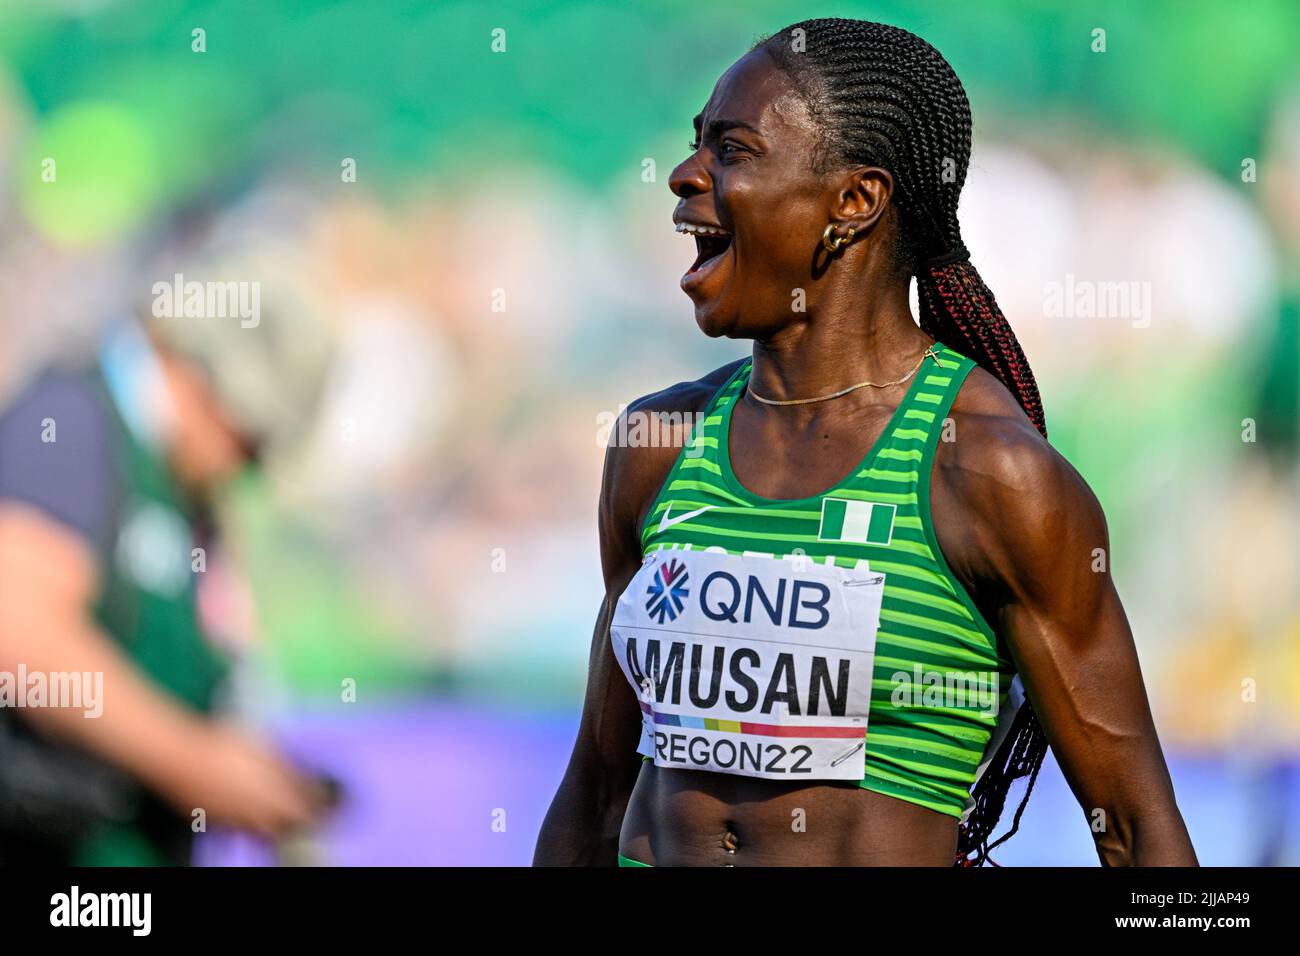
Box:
left=755, top=18, right=1048, bottom=866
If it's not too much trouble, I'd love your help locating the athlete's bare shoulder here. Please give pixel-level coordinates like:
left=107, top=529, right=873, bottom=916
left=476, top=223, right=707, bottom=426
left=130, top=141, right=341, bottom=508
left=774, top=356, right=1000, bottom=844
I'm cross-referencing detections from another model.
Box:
left=935, top=363, right=1108, bottom=596
left=626, top=359, right=746, bottom=418
left=944, top=363, right=1051, bottom=476
left=599, top=359, right=747, bottom=573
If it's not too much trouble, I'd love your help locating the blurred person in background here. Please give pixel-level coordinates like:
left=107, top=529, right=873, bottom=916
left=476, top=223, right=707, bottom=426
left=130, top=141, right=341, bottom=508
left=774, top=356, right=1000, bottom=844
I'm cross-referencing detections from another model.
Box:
left=0, top=230, right=335, bottom=865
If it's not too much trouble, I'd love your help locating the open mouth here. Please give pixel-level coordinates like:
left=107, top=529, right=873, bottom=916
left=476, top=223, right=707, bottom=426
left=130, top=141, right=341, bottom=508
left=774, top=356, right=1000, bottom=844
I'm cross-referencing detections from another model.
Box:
left=677, top=222, right=733, bottom=273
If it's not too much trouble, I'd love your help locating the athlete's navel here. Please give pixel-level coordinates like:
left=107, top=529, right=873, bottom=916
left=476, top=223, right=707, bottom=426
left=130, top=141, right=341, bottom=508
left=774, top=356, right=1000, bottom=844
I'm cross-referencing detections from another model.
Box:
left=720, top=826, right=739, bottom=859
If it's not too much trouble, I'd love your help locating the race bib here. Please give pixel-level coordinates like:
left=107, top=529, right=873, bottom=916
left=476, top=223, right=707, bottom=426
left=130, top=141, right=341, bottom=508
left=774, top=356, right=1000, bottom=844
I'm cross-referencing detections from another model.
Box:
left=611, top=548, right=884, bottom=781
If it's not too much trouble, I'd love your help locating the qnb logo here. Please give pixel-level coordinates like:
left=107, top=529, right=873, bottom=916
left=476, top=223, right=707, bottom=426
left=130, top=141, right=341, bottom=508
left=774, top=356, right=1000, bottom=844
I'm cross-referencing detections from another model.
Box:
left=645, top=559, right=690, bottom=623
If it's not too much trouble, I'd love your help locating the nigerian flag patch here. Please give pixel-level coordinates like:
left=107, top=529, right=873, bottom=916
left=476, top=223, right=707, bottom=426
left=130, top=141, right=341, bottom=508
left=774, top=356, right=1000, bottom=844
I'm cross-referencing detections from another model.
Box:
left=818, top=498, right=895, bottom=545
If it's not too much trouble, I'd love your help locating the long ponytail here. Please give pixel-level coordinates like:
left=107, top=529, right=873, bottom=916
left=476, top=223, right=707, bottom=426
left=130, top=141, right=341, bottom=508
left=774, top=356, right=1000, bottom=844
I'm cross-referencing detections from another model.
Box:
left=918, top=254, right=1050, bottom=865
left=919, top=258, right=1046, bottom=436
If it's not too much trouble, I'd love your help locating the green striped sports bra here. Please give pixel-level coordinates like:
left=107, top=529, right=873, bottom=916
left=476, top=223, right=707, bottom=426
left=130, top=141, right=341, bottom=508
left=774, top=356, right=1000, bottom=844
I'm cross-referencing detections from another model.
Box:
left=634, top=343, right=1015, bottom=818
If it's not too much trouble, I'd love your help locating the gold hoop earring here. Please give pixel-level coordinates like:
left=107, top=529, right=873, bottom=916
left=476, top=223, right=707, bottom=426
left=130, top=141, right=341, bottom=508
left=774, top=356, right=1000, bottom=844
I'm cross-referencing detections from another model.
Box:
left=821, top=223, right=855, bottom=254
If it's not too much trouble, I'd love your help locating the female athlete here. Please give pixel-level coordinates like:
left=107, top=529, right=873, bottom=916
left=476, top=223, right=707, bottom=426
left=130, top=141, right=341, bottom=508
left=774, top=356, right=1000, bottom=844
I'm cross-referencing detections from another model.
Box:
left=535, top=18, right=1196, bottom=867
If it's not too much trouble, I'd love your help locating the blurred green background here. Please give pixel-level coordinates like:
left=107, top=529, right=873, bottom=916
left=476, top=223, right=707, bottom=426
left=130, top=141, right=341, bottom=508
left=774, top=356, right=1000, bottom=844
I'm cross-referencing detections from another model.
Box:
left=0, top=0, right=1297, bottom=864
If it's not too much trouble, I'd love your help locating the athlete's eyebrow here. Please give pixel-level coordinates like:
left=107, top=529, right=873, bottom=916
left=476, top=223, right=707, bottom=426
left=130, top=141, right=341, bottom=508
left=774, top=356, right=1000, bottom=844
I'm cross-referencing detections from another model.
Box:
left=692, top=114, right=763, bottom=140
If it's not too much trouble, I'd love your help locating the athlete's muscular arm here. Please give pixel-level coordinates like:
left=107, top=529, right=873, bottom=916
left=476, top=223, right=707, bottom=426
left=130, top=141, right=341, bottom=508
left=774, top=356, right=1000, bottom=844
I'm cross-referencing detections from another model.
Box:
left=535, top=367, right=739, bottom=866
left=534, top=406, right=675, bottom=866
left=532, top=619, right=641, bottom=867
left=935, top=372, right=1196, bottom=867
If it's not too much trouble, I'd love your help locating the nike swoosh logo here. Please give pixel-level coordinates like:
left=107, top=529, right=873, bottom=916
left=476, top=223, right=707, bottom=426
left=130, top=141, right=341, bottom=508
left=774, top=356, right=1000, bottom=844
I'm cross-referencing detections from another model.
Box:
left=658, top=504, right=716, bottom=533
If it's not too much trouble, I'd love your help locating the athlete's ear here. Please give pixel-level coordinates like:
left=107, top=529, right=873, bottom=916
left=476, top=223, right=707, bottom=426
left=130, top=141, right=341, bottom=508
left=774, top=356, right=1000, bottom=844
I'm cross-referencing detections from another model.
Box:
left=828, top=166, right=894, bottom=235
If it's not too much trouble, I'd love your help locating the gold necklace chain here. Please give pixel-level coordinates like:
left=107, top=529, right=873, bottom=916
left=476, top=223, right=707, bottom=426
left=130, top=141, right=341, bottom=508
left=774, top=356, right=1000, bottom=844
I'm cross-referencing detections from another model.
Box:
left=746, top=346, right=941, bottom=407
